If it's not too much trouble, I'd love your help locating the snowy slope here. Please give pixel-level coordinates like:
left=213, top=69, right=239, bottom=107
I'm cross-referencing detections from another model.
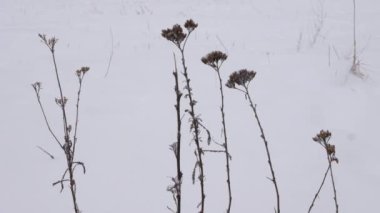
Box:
left=1, top=0, right=380, bottom=212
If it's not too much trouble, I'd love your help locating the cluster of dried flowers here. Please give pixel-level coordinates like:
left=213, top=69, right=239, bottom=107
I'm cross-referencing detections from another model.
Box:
left=162, top=19, right=206, bottom=213
left=162, top=19, right=198, bottom=48
left=32, top=34, right=90, bottom=213
left=38, top=34, right=58, bottom=52
left=313, top=130, right=339, bottom=163
left=76, top=67, right=90, bottom=78
left=226, top=69, right=257, bottom=89
left=201, top=51, right=228, bottom=70
left=309, top=130, right=339, bottom=213
left=202, top=50, right=233, bottom=213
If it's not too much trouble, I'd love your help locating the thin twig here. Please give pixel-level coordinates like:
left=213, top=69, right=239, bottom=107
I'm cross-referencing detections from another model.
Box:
left=245, top=87, right=280, bottom=213
left=308, top=165, right=330, bottom=213
left=216, top=67, right=233, bottom=213
left=172, top=52, right=183, bottom=213
left=180, top=47, right=206, bottom=212
left=32, top=87, right=63, bottom=148
left=180, top=34, right=206, bottom=213
left=203, top=149, right=225, bottom=153
left=72, top=72, right=85, bottom=159
left=328, top=155, right=339, bottom=213
left=36, top=146, right=55, bottom=159
left=104, top=28, right=114, bottom=78
left=201, top=51, right=232, bottom=212
left=36, top=34, right=87, bottom=213
left=353, top=0, right=357, bottom=68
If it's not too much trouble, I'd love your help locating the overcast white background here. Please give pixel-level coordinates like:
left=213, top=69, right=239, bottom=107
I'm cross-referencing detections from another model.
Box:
left=1, top=0, right=380, bottom=212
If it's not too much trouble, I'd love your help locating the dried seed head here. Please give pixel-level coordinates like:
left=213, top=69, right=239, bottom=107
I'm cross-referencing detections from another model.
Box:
left=55, top=97, right=68, bottom=106
left=162, top=24, right=187, bottom=45
left=81, top=66, right=90, bottom=73
left=76, top=66, right=90, bottom=77
left=184, top=19, right=198, bottom=32
left=312, top=130, right=338, bottom=161
left=32, top=82, right=42, bottom=94
left=201, top=51, right=227, bottom=70
left=326, top=144, right=336, bottom=155
left=331, top=156, right=339, bottom=164
left=67, top=125, right=72, bottom=133
left=32, top=82, right=41, bottom=89
left=319, top=130, right=332, bottom=140
left=38, top=34, right=58, bottom=51
left=313, top=130, right=332, bottom=143
left=226, top=69, right=256, bottom=88
left=76, top=69, right=81, bottom=77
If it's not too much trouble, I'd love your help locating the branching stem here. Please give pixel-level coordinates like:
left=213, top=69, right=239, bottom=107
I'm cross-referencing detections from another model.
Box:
left=179, top=42, right=206, bottom=213
left=34, top=35, right=89, bottom=213
left=308, top=165, right=330, bottom=213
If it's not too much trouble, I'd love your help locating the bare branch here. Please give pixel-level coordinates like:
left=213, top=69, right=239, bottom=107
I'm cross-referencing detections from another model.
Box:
left=32, top=84, right=63, bottom=148
left=36, top=146, right=55, bottom=159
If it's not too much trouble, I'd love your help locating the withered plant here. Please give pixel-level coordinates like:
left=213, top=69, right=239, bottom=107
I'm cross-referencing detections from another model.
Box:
left=167, top=53, right=183, bottom=213
left=226, top=69, right=280, bottom=213
left=162, top=20, right=208, bottom=213
left=350, top=0, right=365, bottom=78
left=309, top=130, right=339, bottom=213
left=201, top=51, right=233, bottom=213
left=32, top=34, right=89, bottom=213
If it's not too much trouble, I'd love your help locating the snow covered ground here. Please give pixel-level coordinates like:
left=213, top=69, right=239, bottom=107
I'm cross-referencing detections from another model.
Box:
left=1, top=0, right=379, bottom=212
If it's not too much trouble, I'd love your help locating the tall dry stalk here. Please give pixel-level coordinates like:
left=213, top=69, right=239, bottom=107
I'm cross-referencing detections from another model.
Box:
left=350, top=0, right=365, bottom=78
left=226, top=69, right=280, bottom=213
left=162, top=20, right=207, bottom=212
left=309, top=130, right=339, bottom=213
left=167, top=53, right=183, bottom=213
left=201, top=51, right=232, bottom=213
left=32, top=34, right=89, bottom=213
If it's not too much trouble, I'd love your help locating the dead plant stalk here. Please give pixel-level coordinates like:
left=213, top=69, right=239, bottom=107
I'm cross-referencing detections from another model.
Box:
left=201, top=50, right=232, bottom=213
left=226, top=70, right=280, bottom=213
left=32, top=34, right=89, bottom=213
left=162, top=20, right=206, bottom=212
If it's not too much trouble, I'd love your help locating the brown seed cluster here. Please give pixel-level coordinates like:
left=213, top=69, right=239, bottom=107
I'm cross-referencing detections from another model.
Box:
left=312, top=130, right=338, bottom=163
left=32, top=82, right=42, bottom=93
left=184, top=19, right=198, bottom=32
left=38, top=34, right=58, bottom=52
left=226, top=69, right=256, bottom=88
left=162, top=24, right=186, bottom=45
left=326, top=144, right=336, bottom=155
left=201, top=51, right=227, bottom=70
left=161, top=19, right=198, bottom=47
left=55, top=97, right=68, bottom=106
left=76, top=67, right=90, bottom=78
left=312, top=130, right=332, bottom=143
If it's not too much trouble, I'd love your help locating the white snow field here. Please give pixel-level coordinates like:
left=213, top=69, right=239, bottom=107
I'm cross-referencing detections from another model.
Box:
left=1, top=0, right=379, bottom=212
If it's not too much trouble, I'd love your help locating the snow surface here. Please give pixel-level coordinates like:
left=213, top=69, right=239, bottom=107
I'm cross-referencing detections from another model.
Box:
left=1, top=0, right=380, bottom=212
